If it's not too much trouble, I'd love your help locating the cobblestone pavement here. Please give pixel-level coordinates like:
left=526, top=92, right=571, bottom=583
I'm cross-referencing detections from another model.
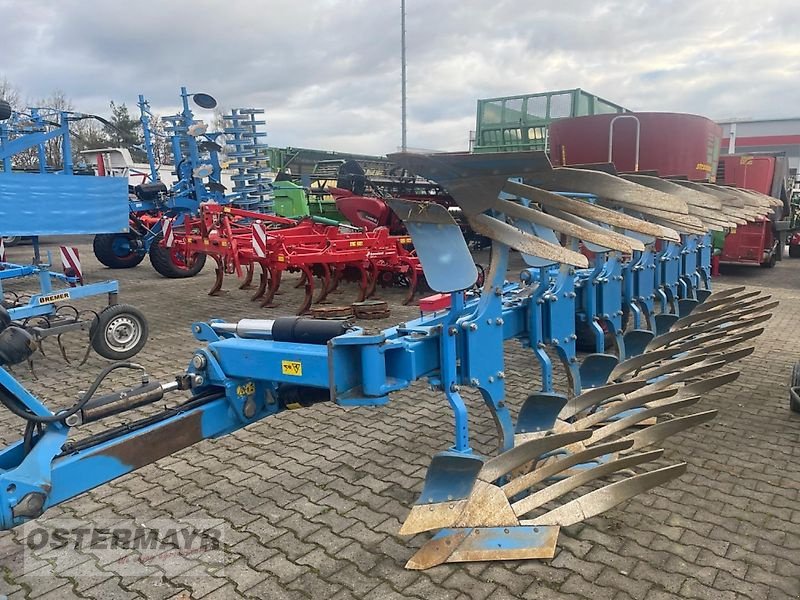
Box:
left=0, top=238, right=798, bottom=600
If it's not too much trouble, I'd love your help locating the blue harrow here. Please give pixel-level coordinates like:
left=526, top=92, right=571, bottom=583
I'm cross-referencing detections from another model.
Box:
left=0, top=152, right=774, bottom=569
left=0, top=101, right=148, bottom=364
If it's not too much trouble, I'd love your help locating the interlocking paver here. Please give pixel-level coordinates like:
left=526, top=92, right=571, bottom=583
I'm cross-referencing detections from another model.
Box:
left=0, top=239, right=799, bottom=599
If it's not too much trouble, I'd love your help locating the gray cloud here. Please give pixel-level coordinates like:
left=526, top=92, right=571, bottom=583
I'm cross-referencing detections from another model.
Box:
left=2, top=0, right=798, bottom=155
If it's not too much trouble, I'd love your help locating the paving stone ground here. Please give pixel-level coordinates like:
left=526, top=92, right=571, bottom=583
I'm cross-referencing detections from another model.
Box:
left=0, top=237, right=798, bottom=600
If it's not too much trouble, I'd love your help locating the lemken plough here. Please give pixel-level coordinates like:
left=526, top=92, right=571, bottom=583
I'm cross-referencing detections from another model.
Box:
left=0, top=152, right=773, bottom=569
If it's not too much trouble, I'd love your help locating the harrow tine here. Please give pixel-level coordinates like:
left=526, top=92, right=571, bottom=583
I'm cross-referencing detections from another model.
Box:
left=356, top=265, right=370, bottom=302
left=510, top=449, right=665, bottom=517
left=622, top=410, right=718, bottom=451
left=528, top=463, right=688, bottom=527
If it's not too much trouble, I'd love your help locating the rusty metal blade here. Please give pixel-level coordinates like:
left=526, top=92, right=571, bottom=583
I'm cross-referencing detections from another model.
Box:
left=511, top=449, right=665, bottom=517
left=622, top=174, right=723, bottom=210
left=572, top=389, right=679, bottom=430
left=501, top=439, right=635, bottom=498
left=497, top=198, right=642, bottom=252
left=673, top=372, right=740, bottom=399
left=503, top=181, right=680, bottom=241
left=528, top=168, right=690, bottom=214
left=545, top=207, right=647, bottom=250
left=528, top=463, right=688, bottom=526
left=628, top=361, right=727, bottom=394
left=468, top=214, right=589, bottom=268
left=558, top=380, right=647, bottom=420
left=478, top=430, right=592, bottom=483
left=622, top=410, right=717, bottom=451
left=587, top=397, right=701, bottom=444
left=405, top=525, right=560, bottom=570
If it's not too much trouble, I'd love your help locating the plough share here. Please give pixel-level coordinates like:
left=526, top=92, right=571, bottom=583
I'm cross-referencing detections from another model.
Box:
left=0, top=152, right=775, bottom=569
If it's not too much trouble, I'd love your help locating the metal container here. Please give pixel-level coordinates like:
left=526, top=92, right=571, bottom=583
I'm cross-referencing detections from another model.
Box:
left=549, top=112, right=722, bottom=181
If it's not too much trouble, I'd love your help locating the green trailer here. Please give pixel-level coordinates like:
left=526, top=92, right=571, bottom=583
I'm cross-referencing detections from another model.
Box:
left=472, top=88, right=628, bottom=154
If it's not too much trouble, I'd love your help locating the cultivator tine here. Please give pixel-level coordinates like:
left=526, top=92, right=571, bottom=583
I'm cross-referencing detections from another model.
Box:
left=251, top=263, right=268, bottom=301
left=238, top=263, right=254, bottom=289
left=209, top=255, right=226, bottom=296
left=298, top=266, right=314, bottom=315
left=402, top=263, right=419, bottom=305
left=315, top=264, right=332, bottom=303
left=529, top=463, right=688, bottom=527
left=260, top=269, right=281, bottom=307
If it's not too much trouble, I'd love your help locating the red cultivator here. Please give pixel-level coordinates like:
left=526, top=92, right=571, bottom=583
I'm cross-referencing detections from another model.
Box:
left=175, top=205, right=425, bottom=314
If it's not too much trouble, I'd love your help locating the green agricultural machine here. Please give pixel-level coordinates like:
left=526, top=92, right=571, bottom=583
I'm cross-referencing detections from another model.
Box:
left=472, top=88, right=627, bottom=154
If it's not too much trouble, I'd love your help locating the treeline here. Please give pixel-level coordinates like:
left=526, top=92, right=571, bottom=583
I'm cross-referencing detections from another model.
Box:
left=0, top=78, right=171, bottom=171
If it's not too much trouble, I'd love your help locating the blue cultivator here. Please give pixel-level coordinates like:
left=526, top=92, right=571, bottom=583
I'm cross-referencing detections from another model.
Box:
left=0, top=152, right=774, bottom=569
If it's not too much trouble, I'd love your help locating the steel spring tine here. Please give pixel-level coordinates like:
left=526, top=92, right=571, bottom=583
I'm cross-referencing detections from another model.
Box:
left=57, top=333, right=72, bottom=365
left=77, top=309, right=100, bottom=365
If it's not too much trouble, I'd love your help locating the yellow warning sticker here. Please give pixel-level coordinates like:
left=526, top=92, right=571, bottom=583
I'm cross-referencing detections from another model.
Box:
left=38, top=291, right=71, bottom=305
left=695, top=162, right=712, bottom=172
left=281, top=360, right=302, bottom=376
left=236, top=381, right=256, bottom=396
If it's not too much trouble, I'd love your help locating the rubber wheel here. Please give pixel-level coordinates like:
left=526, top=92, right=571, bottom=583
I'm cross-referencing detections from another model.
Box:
left=90, top=304, right=149, bottom=360
left=2, top=236, right=21, bottom=247
left=790, top=363, right=800, bottom=413
left=148, top=234, right=206, bottom=278
left=789, top=245, right=800, bottom=258
left=93, top=233, right=145, bottom=269
left=0, top=99, right=11, bottom=121
left=760, top=252, right=777, bottom=268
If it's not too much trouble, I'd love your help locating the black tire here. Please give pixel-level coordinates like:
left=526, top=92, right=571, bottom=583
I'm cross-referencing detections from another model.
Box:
left=2, top=236, right=21, bottom=247
left=148, top=235, right=206, bottom=278
left=760, top=252, right=777, bottom=268
left=90, top=304, right=148, bottom=360
left=93, top=233, right=146, bottom=269
left=789, top=244, right=800, bottom=258
left=0, top=99, right=11, bottom=121
left=791, top=362, right=800, bottom=413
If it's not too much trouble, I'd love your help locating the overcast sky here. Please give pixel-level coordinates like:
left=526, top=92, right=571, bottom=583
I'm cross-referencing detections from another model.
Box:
left=2, top=0, right=798, bottom=155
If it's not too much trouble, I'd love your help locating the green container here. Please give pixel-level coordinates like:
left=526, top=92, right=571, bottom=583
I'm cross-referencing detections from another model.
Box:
left=272, top=181, right=310, bottom=218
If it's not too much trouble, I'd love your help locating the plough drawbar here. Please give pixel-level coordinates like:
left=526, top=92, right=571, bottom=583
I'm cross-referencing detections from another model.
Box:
left=0, top=152, right=772, bottom=569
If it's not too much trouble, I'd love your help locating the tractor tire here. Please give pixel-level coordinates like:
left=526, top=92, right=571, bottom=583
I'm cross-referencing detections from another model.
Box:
left=148, top=234, right=206, bottom=278
left=789, top=244, right=800, bottom=258
left=0, top=99, right=11, bottom=121
left=90, top=304, right=149, bottom=360
left=93, top=233, right=146, bottom=269
left=2, top=236, right=21, bottom=247
left=791, top=362, right=800, bottom=413
left=760, top=252, right=777, bottom=268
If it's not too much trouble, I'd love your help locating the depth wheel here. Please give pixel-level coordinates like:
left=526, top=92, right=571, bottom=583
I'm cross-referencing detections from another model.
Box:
left=90, top=304, right=149, bottom=360
left=149, top=234, right=206, bottom=278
